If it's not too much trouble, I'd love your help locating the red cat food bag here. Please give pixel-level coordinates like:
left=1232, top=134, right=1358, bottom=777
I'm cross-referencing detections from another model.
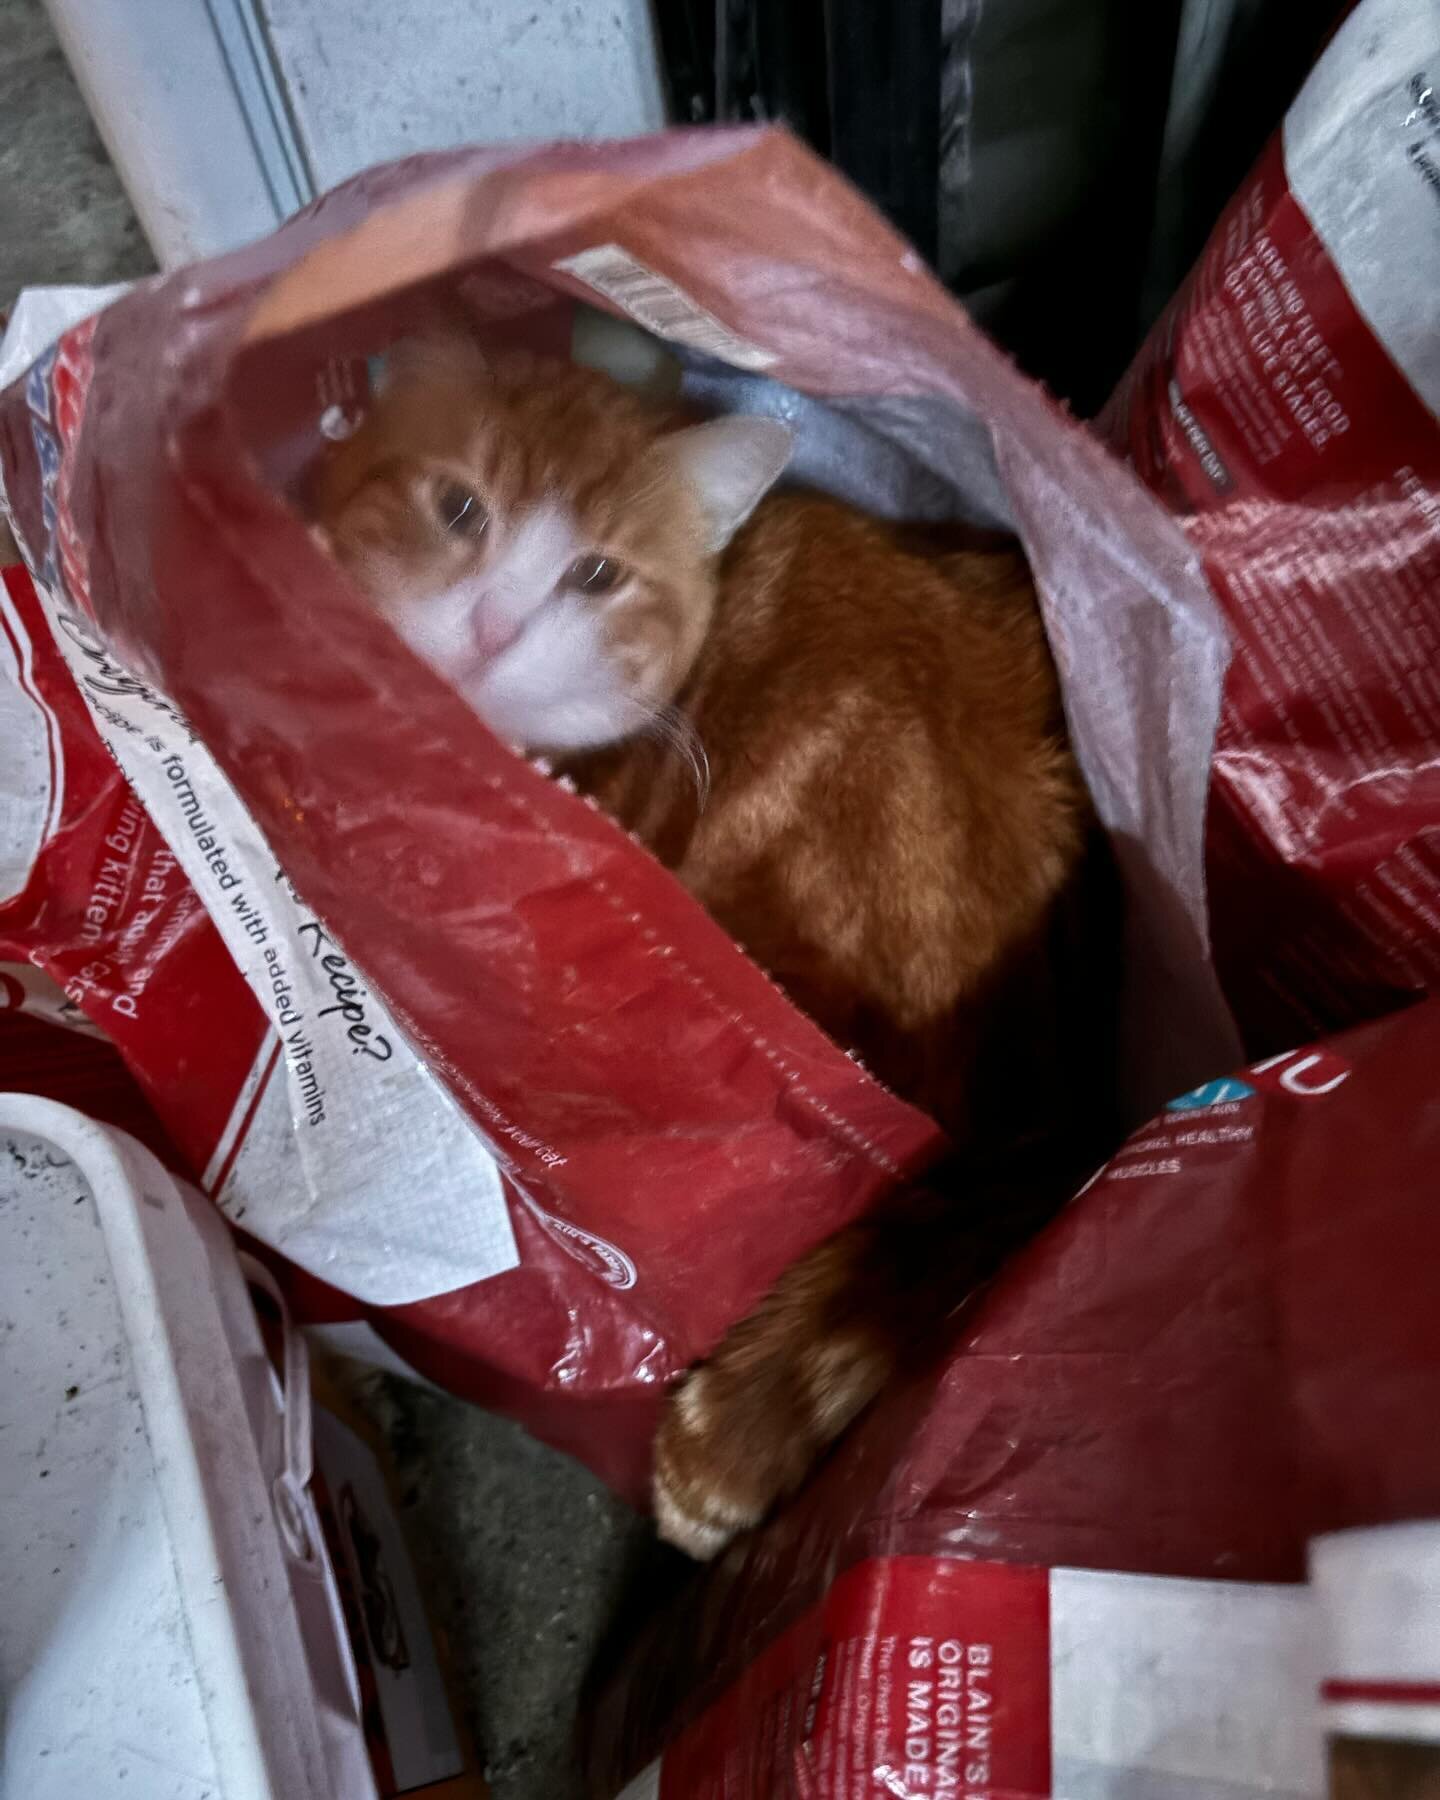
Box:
left=584, top=12, right=1440, bottom=1776
left=1105, top=0, right=1440, bottom=1053
left=585, top=995, right=1440, bottom=1798
left=0, top=563, right=268, bottom=1176
left=0, top=130, right=1239, bottom=1499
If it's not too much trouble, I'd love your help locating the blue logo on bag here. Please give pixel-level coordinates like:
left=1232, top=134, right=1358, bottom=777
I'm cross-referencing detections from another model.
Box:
left=1166, top=1077, right=1255, bottom=1111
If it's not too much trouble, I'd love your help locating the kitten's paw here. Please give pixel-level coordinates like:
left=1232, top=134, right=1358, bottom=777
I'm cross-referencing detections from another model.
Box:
left=652, top=1319, right=892, bottom=1560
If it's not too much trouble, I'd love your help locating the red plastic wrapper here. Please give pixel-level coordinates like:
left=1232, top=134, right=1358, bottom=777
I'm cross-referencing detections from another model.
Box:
left=583, top=3, right=1440, bottom=1790
left=1105, top=0, right=1440, bottom=1052
left=0, top=128, right=1239, bottom=1500
left=585, top=996, right=1440, bottom=1799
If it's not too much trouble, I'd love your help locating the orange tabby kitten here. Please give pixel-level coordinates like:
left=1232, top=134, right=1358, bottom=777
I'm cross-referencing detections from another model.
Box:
left=311, top=339, right=1094, bottom=1557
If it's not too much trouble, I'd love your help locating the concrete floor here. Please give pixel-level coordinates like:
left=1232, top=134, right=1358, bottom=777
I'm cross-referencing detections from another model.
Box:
left=0, top=0, right=152, bottom=294
left=0, top=3, right=678, bottom=1792
left=364, top=1373, right=679, bottom=1798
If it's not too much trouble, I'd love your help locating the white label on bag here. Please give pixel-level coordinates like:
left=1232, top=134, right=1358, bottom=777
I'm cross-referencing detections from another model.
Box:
left=1284, top=0, right=1440, bottom=419
left=0, top=572, right=60, bottom=901
left=554, top=244, right=779, bottom=371
left=1050, top=1568, right=1321, bottom=1798
left=33, top=583, right=518, bottom=1306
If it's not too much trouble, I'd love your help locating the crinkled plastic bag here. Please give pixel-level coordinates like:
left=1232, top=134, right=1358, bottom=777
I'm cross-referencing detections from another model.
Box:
left=587, top=997, right=1440, bottom=1797
left=0, top=128, right=1238, bottom=1499
left=1106, top=0, right=1440, bottom=1052
left=584, top=6, right=1440, bottom=1789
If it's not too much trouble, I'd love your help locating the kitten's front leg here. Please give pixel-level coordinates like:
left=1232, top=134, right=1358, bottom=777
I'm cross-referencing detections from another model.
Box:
left=652, top=1223, right=898, bottom=1558
left=652, top=1179, right=998, bottom=1558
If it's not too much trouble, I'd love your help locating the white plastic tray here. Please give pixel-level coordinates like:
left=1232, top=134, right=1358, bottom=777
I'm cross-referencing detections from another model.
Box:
left=0, top=1094, right=376, bottom=1799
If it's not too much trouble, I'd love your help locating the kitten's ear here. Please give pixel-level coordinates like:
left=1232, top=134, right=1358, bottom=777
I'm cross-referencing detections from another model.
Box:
left=658, top=417, right=793, bottom=553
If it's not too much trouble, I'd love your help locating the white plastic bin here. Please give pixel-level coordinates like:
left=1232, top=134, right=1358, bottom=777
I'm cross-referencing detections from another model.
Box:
left=0, top=1094, right=377, bottom=1799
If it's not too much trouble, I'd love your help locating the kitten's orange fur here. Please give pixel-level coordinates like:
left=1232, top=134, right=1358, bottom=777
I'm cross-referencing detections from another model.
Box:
left=571, top=499, right=1084, bottom=1140
left=313, top=343, right=1095, bottom=1556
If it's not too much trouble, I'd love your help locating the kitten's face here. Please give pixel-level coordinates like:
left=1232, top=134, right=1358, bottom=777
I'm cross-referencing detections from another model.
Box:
left=311, top=342, right=790, bottom=755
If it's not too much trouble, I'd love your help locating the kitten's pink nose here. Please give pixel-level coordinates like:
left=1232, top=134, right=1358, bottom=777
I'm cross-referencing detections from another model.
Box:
left=471, top=609, right=520, bottom=661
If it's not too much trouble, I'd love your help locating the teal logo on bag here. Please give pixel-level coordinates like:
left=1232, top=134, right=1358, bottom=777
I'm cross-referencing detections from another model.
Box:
left=1166, top=1077, right=1255, bottom=1111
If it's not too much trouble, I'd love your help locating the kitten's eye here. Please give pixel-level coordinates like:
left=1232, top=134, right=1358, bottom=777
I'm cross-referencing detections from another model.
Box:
left=435, top=481, right=487, bottom=537
left=565, top=552, right=623, bottom=595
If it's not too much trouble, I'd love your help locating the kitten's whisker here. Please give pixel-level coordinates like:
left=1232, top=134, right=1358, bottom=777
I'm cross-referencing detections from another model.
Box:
left=669, top=708, right=712, bottom=811
left=627, top=700, right=711, bottom=810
